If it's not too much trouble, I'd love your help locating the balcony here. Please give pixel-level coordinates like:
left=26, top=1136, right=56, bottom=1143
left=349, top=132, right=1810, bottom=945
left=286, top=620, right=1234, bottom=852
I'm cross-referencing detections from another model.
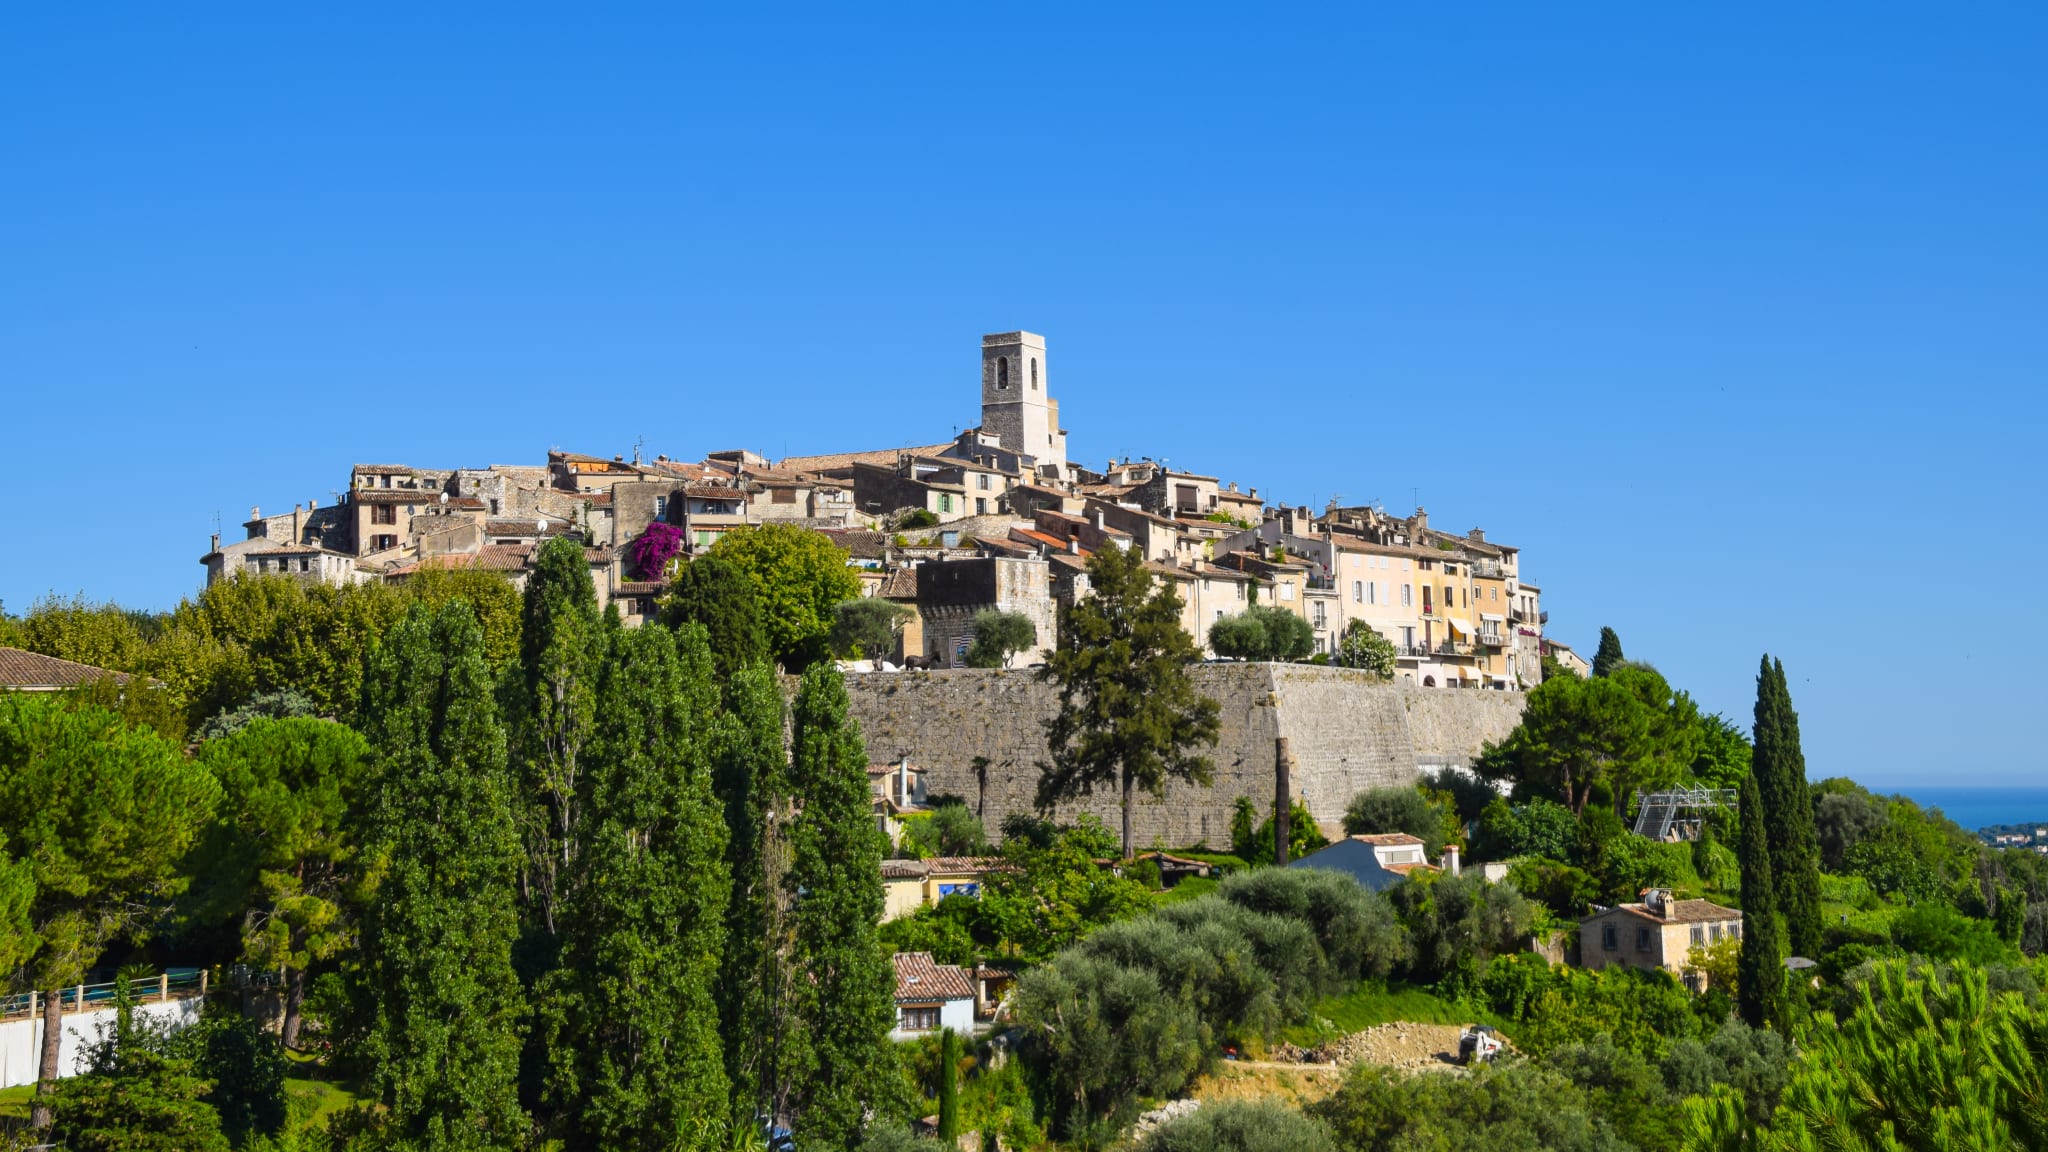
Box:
left=1420, top=604, right=1435, bottom=616
left=1478, top=632, right=1507, bottom=647
left=1510, top=608, right=1538, bottom=625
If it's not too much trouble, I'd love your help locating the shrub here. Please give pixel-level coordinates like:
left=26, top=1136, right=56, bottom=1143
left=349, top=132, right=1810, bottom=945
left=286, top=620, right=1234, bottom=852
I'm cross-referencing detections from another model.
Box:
left=1343, top=786, right=1443, bottom=856
left=1312, top=1062, right=1629, bottom=1152
left=628, top=521, right=685, bottom=579
left=1138, top=1100, right=1338, bottom=1152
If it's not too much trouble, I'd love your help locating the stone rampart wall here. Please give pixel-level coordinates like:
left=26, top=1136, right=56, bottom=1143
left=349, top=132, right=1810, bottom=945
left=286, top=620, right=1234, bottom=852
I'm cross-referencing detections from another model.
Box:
left=839, top=664, right=1525, bottom=848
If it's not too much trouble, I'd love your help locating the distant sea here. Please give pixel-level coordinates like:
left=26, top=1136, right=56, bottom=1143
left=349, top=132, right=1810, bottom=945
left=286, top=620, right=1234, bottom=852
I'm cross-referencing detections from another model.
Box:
left=1892, top=787, right=2048, bottom=834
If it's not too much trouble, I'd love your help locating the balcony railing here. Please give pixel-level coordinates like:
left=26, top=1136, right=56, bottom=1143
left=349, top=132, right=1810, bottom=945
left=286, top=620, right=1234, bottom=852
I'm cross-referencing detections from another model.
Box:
left=1510, top=608, right=1538, bottom=624
left=1478, top=631, right=1507, bottom=647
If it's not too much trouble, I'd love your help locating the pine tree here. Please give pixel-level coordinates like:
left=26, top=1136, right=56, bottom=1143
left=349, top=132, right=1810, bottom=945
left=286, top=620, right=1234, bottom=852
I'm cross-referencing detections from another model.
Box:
left=1038, top=545, right=1221, bottom=859
left=1736, top=770, right=1785, bottom=1033
left=711, top=660, right=792, bottom=1128
left=354, top=599, right=528, bottom=1148
left=1591, top=627, right=1625, bottom=678
left=1754, top=656, right=1823, bottom=960
left=541, top=622, right=731, bottom=1151
left=783, top=664, right=896, bottom=1149
left=510, top=536, right=605, bottom=940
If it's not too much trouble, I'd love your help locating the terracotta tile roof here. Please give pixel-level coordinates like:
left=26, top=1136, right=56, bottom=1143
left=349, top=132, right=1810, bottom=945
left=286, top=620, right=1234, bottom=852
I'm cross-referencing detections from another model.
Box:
left=925, top=856, right=1005, bottom=874
left=351, top=489, right=432, bottom=504
left=1384, top=862, right=1442, bottom=876
left=892, top=952, right=976, bottom=1003
left=1352, top=833, right=1425, bottom=847
left=820, top=529, right=891, bottom=559
left=1594, top=898, right=1743, bottom=926
left=878, top=569, right=919, bottom=599
left=0, top=647, right=135, bottom=689
left=1010, top=527, right=1084, bottom=554
left=615, top=581, right=666, bottom=594
left=679, top=485, right=745, bottom=500
left=779, top=443, right=957, bottom=474
left=484, top=518, right=564, bottom=537
left=881, top=859, right=930, bottom=880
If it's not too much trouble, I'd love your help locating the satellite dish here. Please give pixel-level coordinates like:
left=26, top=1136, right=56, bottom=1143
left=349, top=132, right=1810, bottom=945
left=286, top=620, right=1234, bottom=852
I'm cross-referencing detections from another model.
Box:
left=440, top=493, right=449, bottom=505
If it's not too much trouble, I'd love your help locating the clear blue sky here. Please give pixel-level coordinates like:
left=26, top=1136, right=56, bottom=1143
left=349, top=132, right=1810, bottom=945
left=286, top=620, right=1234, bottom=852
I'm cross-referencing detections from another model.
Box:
left=3, top=5, right=2043, bottom=788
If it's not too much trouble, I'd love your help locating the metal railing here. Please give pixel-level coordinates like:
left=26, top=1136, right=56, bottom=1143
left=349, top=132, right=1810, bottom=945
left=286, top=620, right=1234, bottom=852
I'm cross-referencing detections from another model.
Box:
left=0, top=970, right=206, bottom=1022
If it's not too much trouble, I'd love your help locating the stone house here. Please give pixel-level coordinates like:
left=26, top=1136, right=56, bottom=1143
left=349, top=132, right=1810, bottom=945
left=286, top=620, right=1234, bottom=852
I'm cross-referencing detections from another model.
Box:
left=916, top=557, right=1056, bottom=668
left=1578, top=889, right=1743, bottom=989
left=890, top=952, right=976, bottom=1040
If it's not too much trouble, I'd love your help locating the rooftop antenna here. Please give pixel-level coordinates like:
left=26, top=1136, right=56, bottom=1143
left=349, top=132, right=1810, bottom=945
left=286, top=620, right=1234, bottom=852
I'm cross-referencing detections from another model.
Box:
left=632, top=436, right=644, bottom=466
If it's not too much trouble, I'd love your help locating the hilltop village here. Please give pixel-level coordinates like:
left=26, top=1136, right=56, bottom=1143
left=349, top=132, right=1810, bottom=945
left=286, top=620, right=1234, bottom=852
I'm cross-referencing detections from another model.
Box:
left=204, top=331, right=1570, bottom=689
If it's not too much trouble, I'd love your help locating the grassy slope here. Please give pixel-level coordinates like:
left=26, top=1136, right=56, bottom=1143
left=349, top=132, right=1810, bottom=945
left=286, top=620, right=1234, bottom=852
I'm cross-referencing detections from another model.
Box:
left=1283, top=981, right=1508, bottom=1047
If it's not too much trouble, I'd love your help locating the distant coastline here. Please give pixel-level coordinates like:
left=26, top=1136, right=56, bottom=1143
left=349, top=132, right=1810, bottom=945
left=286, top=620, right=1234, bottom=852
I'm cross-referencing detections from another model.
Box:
left=1892, top=786, right=2048, bottom=836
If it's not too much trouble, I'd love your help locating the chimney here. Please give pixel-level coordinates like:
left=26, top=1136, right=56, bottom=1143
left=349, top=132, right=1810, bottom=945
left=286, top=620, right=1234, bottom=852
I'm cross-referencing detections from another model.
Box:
left=293, top=503, right=304, bottom=543
left=210, top=532, right=221, bottom=555
left=1228, top=481, right=1239, bottom=493
left=898, top=757, right=912, bottom=808
left=1468, top=528, right=1486, bottom=543
left=1443, top=844, right=1461, bottom=876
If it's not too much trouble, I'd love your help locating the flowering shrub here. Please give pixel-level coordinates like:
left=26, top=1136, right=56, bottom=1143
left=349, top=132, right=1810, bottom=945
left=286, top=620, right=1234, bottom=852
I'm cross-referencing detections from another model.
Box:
left=630, top=522, right=685, bottom=579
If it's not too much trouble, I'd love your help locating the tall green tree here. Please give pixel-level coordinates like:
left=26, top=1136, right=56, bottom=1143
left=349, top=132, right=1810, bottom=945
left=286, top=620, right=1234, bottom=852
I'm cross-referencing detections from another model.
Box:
left=663, top=553, right=771, bottom=682
left=831, top=597, right=912, bottom=661
left=541, top=623, right=731, bottom=1151
left=351, top=600, right=528, bottom=1150
left=965, top=609, right=1039, bottom=669
left=783, top=665, right=896, bottom=1149
left=0, top=695, right=219, bottom=1129
left=1038, top=545, right=1221, bottom=859
left=710, top=662, right=793, bottom=1125
left=1735, top=771, right=1785, bottom=1033
left=1474, top=674, right=1660, bottom=815
left=708, top=524, right=862, bottom=670
left=1591, top=627, right=1625, bottom=678
left=193, top=717, right=370, bottom=1048
left=1752, top=656, right=1822, bottom=959
left=937, top=1028, right=960, bottom=1145
left=509, top=536, right=606, bottom=941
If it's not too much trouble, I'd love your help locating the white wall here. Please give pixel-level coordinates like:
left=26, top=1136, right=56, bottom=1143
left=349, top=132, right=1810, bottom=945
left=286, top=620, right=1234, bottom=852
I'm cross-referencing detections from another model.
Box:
left=0, top=999, right=204, bottom=1088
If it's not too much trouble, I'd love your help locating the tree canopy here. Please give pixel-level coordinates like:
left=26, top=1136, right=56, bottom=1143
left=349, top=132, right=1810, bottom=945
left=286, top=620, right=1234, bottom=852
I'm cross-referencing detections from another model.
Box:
left=1207, top=605, right=1313, bottom=662
left=965, top=609, right=1038, bottom=669
left=707, top=524, right=861, bottom=670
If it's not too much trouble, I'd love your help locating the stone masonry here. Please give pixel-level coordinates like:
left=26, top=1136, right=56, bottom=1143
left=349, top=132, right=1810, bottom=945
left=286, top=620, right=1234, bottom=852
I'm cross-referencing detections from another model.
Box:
left=838, top=663, right=1525, bottom=848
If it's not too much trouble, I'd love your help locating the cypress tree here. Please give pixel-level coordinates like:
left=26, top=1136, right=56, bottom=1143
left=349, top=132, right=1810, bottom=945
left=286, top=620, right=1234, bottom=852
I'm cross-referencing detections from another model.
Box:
left=783, top=664, right=896, bottom=1149
left=1591, top=627, right=1626, bottom=678
left=355, top=599, right=528, bottom=1148
left=1753, top=655, right=1823, bottom=959
left=937, top=1027, right=960, bottom=1144
left=663, top=554, right=771, bottom=684
left=541, top=622, right=731, bottom=1151
left=1736, top=769, right=1785, bottom=1033
left=510, top=536, right=605, bottom=940
left=711, top=661, right=793, bottom=1129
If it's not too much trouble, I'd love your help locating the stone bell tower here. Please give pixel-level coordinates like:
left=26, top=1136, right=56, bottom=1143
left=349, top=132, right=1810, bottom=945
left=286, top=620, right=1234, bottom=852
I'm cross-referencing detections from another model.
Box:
left=980, top=331, right=1066, bottom=474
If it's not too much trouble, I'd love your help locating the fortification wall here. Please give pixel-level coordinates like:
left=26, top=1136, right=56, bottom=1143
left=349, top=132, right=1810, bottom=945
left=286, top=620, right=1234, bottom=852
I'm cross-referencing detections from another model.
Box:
left=840, top=664, right=1525, bottom=847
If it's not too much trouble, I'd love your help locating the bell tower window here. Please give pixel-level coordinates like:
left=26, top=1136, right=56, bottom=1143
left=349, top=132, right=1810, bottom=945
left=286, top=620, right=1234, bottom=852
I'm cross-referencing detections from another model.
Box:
left=997, top=358, right=1009, bottom=390
left=1030, top=358, right=1038, bottom=390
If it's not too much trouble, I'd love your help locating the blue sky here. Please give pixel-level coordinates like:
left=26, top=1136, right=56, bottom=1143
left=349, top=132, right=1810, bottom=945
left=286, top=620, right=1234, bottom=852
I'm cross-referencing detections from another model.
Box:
left=3, top=5, right=2043, bottom=788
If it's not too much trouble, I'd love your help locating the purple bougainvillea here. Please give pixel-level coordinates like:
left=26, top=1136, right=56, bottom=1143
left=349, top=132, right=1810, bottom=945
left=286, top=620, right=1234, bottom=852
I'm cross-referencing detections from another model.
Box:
left=631, top=522, right=686, bottom=579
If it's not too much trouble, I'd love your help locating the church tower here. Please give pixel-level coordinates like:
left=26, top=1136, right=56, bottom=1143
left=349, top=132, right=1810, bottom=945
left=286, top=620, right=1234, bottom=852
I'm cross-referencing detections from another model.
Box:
left=980, top=331, right=1066, bottom=474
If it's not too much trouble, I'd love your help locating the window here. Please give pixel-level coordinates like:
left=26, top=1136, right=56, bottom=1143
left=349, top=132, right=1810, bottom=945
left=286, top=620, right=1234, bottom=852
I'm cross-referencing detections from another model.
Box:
left=371, top=534, right=397, bottom=551
left=1401, top=626, right=1414, bottom=648
left=1352, top=580, right=1363, bottom=602
left=1602, top=924, right=1618, bottom=951
left=939, top=494, right=951, bottom=513
left=1279, top=583, right=1294, bottom=601
left=977, top=473, right=991, bottom=490
left=1491, top=587, right=1499, bottom=601
left=899, top=1006, right=940, bottom=1032
left=1636, top=927, right=1652, bottom=952
left=372, top=504, right=396, bottom=525
left=299, top=558, right=311, bottom=573
left=1030, top=357, right=1038, bottom=390
left=997, top=357, right=1009, bottom=390
left=1709, top=924, right=1722, bottom=943
left=1401, top=584, right=1412, bottom=607
left=1313, top=603, right=1326, bottom=627
left=654, top=496, right=668, bottom=521
left=771, top=487, right=796, bottom=504
left=1691, top=925, right=1705, bottom=947
left=1235, top=581, right=1245, bottom=600
left=1729, top=921, right=1742, bottom=940
left=1367, top=581, right=1376, bottom=605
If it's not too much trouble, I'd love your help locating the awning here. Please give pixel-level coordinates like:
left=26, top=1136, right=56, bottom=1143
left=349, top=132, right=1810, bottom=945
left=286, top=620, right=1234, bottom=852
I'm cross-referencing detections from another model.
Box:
left=1481, top=613, right=1505, bottom=622
left=1444, top=618, right=1471, bottom=638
